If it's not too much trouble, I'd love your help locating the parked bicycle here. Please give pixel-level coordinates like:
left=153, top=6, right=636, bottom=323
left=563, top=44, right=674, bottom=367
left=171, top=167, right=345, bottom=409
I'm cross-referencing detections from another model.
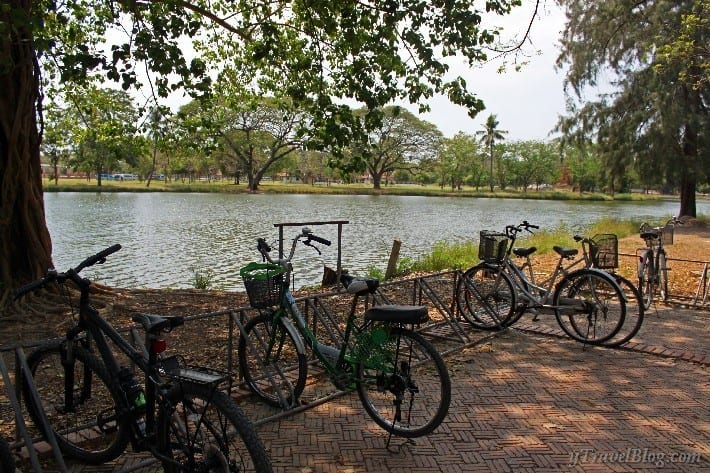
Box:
left=456, top=221, right=627, bottom=344
left=237, top=228, right=451, bottom=440
left=15, top=245, right=272, bottom=472
left=638, top=217, right=683, bottom=309
left=492, top=232, right=643, bottom=347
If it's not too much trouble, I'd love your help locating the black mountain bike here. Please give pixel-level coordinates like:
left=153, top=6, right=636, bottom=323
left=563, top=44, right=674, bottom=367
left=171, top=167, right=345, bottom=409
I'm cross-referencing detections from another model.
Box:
left=15, top=245, right=272, bottom=472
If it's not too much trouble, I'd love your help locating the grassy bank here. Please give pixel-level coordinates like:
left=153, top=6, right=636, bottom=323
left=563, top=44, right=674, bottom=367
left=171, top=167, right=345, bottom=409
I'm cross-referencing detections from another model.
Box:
left=371, top=217, right=697, bottom=280
left=42, top=177, right=665, bottom=202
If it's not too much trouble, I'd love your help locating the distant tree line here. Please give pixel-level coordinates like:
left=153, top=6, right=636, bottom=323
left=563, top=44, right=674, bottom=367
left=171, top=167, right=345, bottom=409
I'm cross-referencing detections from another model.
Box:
left=43, top=85, right=703, bottom=196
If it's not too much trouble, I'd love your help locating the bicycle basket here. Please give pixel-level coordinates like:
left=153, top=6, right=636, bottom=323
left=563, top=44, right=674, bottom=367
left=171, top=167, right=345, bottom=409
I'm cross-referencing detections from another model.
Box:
left=590, top=234, right=618, bottom=269
left=240, top=262, right=285, bottom=308
left=661, top=223, right=674, bottom=245
left=479, top=231, right=509, bottom=263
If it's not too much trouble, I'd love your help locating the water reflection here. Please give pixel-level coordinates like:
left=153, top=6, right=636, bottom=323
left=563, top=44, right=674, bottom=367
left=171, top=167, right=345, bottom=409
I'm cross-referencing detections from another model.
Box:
left=45, top=192, right=702, bottom=290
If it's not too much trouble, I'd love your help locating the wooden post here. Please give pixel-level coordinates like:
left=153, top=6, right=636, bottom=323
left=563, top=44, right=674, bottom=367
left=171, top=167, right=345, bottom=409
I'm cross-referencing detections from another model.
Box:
left=385, top=239, right=402, bottom=279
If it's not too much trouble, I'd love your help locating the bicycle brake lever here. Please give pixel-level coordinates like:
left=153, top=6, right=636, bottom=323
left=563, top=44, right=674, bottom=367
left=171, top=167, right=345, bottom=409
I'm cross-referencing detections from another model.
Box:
left=303, top=240, right=322, bottom=255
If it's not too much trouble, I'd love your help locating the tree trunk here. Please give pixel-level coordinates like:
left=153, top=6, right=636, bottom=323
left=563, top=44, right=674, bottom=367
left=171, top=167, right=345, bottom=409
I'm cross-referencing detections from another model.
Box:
left=0, top=1, right=53, bottom=305
left=372, top=172, right=382, bottom=189
left=678, top=173, right=696, bottom=217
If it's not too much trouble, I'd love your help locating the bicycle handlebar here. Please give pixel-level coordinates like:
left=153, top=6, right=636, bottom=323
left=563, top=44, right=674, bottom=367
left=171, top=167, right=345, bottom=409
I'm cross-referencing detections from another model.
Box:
left=505, top=220, right=539, bottom=238
left=256, top=228, right=331, bottom=264
left=14, top=244, right=122, bottom=299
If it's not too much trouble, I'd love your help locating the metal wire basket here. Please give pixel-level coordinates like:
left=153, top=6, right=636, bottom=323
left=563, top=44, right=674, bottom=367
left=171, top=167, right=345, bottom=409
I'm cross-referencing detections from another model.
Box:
left=479, top=231, right=509, bottom=263
left=590, top=234, right=618, bottom=269
left=240, top=262, right=285, bottom=308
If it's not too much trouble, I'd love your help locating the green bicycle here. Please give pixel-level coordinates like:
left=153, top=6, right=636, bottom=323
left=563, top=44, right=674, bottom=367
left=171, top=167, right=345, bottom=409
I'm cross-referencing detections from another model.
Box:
left=237, top=227, right=451, bottom=439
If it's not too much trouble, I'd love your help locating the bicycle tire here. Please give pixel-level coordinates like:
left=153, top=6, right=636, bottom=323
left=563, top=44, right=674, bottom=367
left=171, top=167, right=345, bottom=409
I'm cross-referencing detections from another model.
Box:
left=22, top=343, right=130, bottom=464
left=553, top=270, right=626, bottom=344
left=658, top=251, right=669, bottom=301
left=356, top=326, right=451, bottom=438
left=456, top=264, right=516, bottom=330
left=0, top=436, right=16, bottom=473
left=600, top=274, right=645, bottom=347
left=238, top=312, right=307, bottom=408
left=157, top=382, right=272, bottom=472
left=638, top=255, right=654, bottom=310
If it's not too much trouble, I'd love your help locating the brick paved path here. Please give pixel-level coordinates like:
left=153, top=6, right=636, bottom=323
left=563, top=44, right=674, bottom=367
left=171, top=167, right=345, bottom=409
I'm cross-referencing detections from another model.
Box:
left=21, top=305, right=710, bottom=472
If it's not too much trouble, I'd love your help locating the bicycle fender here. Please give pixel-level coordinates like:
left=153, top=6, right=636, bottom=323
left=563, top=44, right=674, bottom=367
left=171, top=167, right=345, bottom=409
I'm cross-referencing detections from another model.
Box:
left=555, top=268, right=628, bottom=303
left=277, top=317, right=307, bottom=356
left=637, top=249, right=652, bottom=278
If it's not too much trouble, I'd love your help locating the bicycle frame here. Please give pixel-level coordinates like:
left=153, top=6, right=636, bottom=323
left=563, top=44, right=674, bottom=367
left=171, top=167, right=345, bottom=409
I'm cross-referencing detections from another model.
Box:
left=272, top=261, right=381, bottom=380
left=66, top=283, right=173, bottom=451
left=506, top=252, right=586, bottom=307
left=61, top=278, right=228, bottom=463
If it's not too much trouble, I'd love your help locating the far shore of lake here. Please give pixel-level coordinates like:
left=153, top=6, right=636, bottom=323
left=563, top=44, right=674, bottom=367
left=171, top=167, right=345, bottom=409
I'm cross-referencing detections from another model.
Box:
left=40, top=177, right=687, bottom=203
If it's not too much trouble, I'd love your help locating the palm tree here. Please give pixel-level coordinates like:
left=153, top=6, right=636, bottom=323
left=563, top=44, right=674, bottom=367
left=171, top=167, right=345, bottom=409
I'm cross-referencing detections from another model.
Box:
left=476, top=114, right=507, bottom=192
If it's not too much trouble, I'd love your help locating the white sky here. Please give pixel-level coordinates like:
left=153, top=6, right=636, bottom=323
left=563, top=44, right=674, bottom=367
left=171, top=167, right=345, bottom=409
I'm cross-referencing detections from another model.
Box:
left=416, top=1, right=568, bottom=141
left=149, top=1, right=569, bottom=143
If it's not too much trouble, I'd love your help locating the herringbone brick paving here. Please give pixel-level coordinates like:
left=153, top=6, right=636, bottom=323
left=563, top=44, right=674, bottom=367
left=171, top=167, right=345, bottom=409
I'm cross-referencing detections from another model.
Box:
left=19, top=305, right=710, bottom=472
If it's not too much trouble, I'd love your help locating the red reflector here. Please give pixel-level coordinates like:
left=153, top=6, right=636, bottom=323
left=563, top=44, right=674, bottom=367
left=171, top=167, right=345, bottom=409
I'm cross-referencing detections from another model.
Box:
left=152, top=339, right=167, bottom=354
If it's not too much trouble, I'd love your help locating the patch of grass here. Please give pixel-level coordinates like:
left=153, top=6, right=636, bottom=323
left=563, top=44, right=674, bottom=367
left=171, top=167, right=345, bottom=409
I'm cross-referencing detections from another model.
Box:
left=191, top=268, right=217, bottom=290
left=411, top=241, right=479, bottom=272
left=384, top=217, right=663, bottom=280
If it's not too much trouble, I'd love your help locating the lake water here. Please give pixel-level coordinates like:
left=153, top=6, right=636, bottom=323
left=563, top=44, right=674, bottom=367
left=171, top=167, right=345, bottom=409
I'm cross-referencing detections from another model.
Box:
left=44, top=192, right=706, bottom=290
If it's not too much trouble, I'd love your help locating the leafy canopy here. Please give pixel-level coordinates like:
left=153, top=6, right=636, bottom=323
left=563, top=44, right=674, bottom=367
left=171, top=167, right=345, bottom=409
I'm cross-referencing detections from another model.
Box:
left=32, top=0, right=525, bottom=171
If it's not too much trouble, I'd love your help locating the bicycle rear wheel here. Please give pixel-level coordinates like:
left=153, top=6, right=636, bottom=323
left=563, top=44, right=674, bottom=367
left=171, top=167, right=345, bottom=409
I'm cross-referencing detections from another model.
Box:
left=22, top=343, right=130, bottom=464
left=600, top=274, right=644, bottom=347
left=356, top=326, right=450, bottom=438
left=456, top=264, right=516, bottom=330
left=638, top=256, right=655, bottom=310
left=238, top=312, right=307, bottom=408
left=158, top=382, right=272, bottom=472
left=554, top=270, right=626, bottom=344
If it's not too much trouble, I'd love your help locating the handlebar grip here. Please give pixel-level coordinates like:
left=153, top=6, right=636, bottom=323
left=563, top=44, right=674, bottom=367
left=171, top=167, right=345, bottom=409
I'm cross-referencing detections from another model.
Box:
left=14, top=275, right=52, bottom=299
left=76, top=244, right=122, bottom=272
left=308, top=234, right=331, bottom=246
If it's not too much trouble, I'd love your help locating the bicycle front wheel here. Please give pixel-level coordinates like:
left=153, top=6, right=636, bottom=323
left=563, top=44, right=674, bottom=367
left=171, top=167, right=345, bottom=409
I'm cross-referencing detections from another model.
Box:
left=554, top=270, right=626, bottom=344
left=658, top=251, right=669, bottom=301
left=238, top=312, right=307, bottom=408
left=456, top=265, right=516, bottom=330
left=356, top=326, right=451, bottom=438
left=601, top=274, right=644, bottom=347
left=22, top=343, right=130, bottom=464
left=158, top=382, right=272, bottom=472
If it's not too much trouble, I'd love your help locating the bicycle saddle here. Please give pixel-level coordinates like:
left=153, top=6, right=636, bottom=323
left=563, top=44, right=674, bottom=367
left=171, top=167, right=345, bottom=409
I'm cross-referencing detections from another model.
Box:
left=365, top=304, right=429, bottom=324
left=340, top=274, right=379, bottom=295
left=132, top=313, right=185, bottom=334
left=553, top=246, right=578, bottom=258
left=513, top=246, right=537, bottom=257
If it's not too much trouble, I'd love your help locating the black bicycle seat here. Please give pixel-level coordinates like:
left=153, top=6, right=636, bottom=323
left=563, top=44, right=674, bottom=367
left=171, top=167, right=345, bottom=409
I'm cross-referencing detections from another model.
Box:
left=132, top=313, right=185, bottom=334
left=365, top=304, right=429, bottom=324
left=513, top=246, right=537, bottom=257
left=553, top=246, right=578, bottom=258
